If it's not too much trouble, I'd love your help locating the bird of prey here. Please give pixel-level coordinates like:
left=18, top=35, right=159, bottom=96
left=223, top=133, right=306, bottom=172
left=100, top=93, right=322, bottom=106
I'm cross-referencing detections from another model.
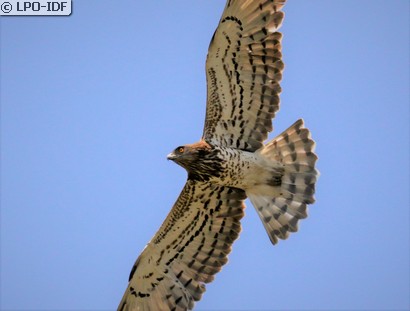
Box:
left=118, top=0, right=318, bottom=310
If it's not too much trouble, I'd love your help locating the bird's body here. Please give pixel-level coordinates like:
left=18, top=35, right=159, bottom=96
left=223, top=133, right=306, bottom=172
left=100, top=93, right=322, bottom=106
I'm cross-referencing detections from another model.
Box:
left=168, top=141, right=283, bottom=190
left=118, top=1, right=319, bottom=310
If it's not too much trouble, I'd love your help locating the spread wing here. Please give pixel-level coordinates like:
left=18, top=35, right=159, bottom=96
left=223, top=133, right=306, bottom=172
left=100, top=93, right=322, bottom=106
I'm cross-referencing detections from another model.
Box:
left=118, top=180, right=246, bottom=311
left=203, top=0, right=286, bottom=151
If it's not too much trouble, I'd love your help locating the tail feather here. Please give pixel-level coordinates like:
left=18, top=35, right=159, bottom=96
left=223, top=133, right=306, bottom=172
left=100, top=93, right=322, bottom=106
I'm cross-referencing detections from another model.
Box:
left=249, top=119, right=319, bottom=244
left=250, top=196, right=308, bottom=244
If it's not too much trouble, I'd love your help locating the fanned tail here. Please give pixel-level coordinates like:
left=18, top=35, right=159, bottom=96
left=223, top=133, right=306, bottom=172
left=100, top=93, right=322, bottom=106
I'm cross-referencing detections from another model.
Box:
left=248, top=119, right=319, bottom=244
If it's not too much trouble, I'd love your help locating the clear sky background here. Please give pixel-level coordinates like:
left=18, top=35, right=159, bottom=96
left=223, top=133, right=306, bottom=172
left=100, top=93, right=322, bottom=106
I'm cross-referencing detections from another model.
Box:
left=1, top=1, right=409, bottom=310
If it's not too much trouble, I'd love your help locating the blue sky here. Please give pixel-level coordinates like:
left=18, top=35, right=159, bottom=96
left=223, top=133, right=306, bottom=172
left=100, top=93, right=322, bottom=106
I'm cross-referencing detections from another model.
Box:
left=1, top=1, right=409, bottom=310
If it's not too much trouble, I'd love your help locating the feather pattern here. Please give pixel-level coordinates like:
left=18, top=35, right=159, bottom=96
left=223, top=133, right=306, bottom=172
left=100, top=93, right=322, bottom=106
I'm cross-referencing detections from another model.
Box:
left=203, top=0, right=286, bottom=151
left=118, top=180, right=246, bottom=311
left=249, top=119, right=319, bottom=244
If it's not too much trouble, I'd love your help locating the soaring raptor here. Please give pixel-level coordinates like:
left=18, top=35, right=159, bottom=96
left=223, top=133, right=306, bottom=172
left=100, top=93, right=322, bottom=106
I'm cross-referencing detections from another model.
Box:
left=118, top=0, right=319, bottom=310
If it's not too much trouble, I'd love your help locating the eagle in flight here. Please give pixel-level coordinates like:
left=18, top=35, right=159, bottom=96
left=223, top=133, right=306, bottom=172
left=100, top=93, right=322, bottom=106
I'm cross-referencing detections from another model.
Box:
left=118, top=0, right=318, bottom=310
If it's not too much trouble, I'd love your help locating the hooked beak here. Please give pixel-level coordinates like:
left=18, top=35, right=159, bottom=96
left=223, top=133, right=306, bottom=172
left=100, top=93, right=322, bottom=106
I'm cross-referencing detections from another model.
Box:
left=167, top=152, right=177, bottom=161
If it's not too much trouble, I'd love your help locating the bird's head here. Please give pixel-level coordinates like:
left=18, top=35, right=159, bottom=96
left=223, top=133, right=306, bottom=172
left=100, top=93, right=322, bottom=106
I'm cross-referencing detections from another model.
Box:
left=167, top=141, right=224, bottom=181
left=167, top=141, right=212, bottom=168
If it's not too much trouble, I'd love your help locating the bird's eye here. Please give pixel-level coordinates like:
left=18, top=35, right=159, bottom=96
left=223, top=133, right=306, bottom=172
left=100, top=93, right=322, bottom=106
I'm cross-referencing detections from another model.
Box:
left=176, top=146, right=185, bottom=154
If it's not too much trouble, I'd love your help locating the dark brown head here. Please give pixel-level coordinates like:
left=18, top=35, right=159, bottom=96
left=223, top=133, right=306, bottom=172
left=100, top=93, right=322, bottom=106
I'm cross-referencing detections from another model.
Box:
left=167, top=141, right=224, bottom=181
